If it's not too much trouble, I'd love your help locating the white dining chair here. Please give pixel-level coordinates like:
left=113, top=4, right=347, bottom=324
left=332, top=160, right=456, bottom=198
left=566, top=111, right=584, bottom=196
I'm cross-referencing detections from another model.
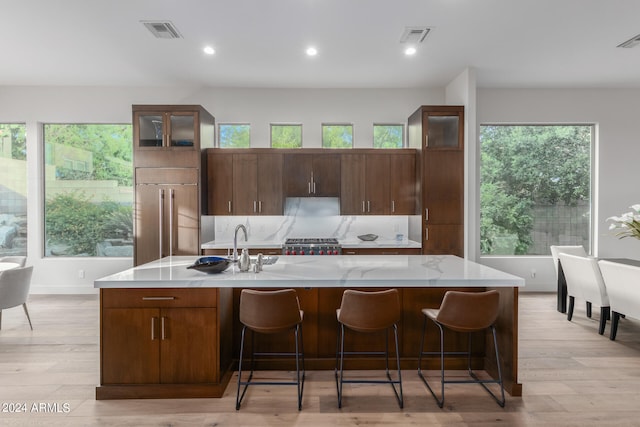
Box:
left=0, top=266, right=34, bottom=330
left=598, top=260, right=640, bottom=340
left=558, top=253, right=610, bottom=335
left=550, top=245, right=588, bottom=313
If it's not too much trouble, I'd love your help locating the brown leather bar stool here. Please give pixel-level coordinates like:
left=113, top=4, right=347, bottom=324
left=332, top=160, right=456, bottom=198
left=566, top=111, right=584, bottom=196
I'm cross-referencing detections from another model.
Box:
left=418, top=290, right=505, bottom=408
left=335, top=289, right=403, bottom=408
left=236, top=289, right=305, bottom=410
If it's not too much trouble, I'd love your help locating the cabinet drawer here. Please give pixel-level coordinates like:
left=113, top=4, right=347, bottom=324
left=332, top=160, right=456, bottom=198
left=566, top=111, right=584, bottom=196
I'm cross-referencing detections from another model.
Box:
left=343, top=248, right=421, bottom=255
left=136, top=168, right=198, bottom=185
left=102, top=288, right=217, bottom=308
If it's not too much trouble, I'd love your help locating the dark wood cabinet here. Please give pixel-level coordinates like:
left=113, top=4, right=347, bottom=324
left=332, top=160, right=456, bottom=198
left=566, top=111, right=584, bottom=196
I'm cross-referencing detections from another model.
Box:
left=207, top=150, right=283, bottom=215
left=133, top=105, right=213, bottom=266
left=133, top=105, right=214, bottom=168
left=408, top=106, right=464, bottom=256
left=341, top=150, right=416, bottom=215
left=284, top=152, right=340, bottom=197
left=134, top=168, right=200, bottom=266
left=98, top=287, right=234, bottom=399
left=341, top=247, right=421, bottom=255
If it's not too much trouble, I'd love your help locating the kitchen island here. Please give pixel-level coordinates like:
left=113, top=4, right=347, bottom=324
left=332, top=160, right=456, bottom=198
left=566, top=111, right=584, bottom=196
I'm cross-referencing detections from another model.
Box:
left=95, top=255, right=524, bottom=399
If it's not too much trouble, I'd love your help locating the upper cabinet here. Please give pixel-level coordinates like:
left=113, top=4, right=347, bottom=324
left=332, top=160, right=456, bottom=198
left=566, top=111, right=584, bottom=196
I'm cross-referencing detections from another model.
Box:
left=207, top=149, right=283, bottom=215
left=133, top=105, right=215, bottom=168
left=408, top=105, right=464, bottom=256
left=341, top=150, right=417, bottom=215
left=283, top=152, right=340, bottom=197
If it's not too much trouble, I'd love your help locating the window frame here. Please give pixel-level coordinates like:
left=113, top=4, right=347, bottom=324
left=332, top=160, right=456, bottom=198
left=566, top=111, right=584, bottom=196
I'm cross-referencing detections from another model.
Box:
left=270, top=123, right=303, bottom=148
left=373, top=123, right=405, bottom=148
left=478, top=123, right=595, bottom=257
left=217, top=122, right=251, bottom=148
left=321, top=123, right=354, bottom=149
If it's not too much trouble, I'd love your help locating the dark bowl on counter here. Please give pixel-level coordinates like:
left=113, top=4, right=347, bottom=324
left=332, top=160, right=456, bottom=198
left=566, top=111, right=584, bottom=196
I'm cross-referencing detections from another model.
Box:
left=187, top=256, right=231, bottom=274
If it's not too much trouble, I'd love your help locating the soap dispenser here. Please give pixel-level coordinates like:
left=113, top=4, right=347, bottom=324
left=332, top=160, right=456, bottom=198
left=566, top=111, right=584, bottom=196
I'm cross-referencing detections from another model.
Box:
left=239, top=248, right=251, bottom=272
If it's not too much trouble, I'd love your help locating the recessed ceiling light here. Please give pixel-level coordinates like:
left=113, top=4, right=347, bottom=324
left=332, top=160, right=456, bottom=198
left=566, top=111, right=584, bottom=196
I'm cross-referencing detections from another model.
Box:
left=404, top=47, right=417, bottom=56
left=203, top=46, right=215, bottom=55
left=306, top=47, right=318, bottom=56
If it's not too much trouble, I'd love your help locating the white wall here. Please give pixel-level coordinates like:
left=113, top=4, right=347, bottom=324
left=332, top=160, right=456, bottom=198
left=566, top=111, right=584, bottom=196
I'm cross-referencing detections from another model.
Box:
left=0, top=85, right=444, bottom=293
left=477, top=88, right=640, bottom=291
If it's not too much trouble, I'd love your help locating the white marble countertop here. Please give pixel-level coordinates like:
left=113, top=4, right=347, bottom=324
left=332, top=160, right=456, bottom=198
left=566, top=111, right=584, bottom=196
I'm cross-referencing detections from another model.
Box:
left=201, top=238, right=421, bottom=250
left=94, top=255, right=524, bottom=289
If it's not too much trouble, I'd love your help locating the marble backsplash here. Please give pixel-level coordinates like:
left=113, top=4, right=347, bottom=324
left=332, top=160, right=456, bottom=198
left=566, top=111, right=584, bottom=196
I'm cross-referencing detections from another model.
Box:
left=202, top=197, right=420, bottom=243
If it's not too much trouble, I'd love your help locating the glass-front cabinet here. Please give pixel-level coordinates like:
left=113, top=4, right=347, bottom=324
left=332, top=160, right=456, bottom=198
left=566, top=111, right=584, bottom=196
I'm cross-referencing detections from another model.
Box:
left=136, top=111, right=196, bottom=148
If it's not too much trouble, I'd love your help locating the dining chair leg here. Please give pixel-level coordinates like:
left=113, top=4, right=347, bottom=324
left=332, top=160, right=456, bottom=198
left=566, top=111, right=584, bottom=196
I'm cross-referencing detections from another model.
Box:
left=586, top=301, right=592, bottom=318
left=22, top=303, right=33, bottom=330
left=610, top=311, right=621, bottom=341
left=598, top=306, right=609, bottom=335
left=567, top=296, right=575, bottom=321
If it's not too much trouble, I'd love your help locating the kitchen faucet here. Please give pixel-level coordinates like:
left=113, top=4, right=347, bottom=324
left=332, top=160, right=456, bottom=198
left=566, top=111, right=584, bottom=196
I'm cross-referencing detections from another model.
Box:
left=233, top=224, right=248, bottom=262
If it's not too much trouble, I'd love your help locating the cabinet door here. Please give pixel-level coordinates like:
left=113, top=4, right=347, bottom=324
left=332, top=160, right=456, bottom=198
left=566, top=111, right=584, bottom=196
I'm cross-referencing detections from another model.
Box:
left=135, top=184, right=163, bottom=265
left=207, top=152, right=234, bottom=215
left=423, top=110, right=463, bottom=150
left=102, top=308, right=160, bottom=384
left=160, top=308, right=218, bottom=383
left=340, top=154, right=366, bottom=214
left=257, top=153, right=283, bottom=214
left=135, top=111, right=198, bottom=149
left=423, top=151, right=464, bottom=224
left=423, top=224, right=463, bottom=256
left=389, top=153, right=416, bottom=215
left=169, top=184, right=200, bottom=257
left=313, top=154, right=341, bottom=196
left=284, top=154, right=312, bottom=196
left=232, top=154, right=259, bottom=215
left=365, top=154, right=390, bottom=214
left=135, top=184, right=199, bottom=265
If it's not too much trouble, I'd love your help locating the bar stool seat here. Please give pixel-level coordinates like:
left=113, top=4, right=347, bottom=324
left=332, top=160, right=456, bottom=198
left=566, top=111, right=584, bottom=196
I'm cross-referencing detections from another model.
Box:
left=236, top=289, right=305, bottom=410
left=418, top=290, right=505, bottom=408
left=335, top=288, right=403, bottom=408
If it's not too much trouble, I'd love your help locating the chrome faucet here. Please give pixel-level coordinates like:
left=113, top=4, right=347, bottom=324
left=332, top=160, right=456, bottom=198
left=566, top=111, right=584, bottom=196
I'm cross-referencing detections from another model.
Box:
left=233, top=224, right=248, bottom=262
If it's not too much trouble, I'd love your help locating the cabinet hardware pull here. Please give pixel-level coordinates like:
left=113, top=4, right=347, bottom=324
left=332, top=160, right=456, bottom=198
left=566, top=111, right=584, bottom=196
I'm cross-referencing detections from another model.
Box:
left=151, top=317, right=156, bottom=340
left=425, top=134, right=429, bottom=148
left=161, top=317, right=166, bottom=340
left=310, top=171, right=314, bottom=193
left=345, top=251, right=356, bottom=255
left=308, top=182, right=311, bottom=194
left=169, top=188, right=175, bottom=256
left=313, top=181, right=316, bottom=194
left=367, top=201, right=370, bottom=213
left=258, top=201, right=262, bottom=213
left=425, top=208, right=429, bottom=222
left=142, top=296, right=176, bottom=301
left=425, top=227, right=429, bottom=240
left=228, top=201, right=232, bottom=213
left=253, top=200, right=257, bottom=213
left=392, top=200, right=395, bottom=213
left=158, top=189, right=164, bottom=260
left=362, top=201, right=365, bottom=213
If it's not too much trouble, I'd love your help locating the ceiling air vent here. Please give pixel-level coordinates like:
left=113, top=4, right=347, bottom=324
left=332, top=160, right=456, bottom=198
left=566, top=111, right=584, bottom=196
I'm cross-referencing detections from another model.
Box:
left=617, top=33, right=640, bottom=48
left=400, top=26, right=431, bottom=44
left=141, top=21, right=183, bottom=39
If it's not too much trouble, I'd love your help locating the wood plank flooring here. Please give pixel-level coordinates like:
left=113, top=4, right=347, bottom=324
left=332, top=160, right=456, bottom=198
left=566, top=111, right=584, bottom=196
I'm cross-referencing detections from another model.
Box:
left=0, top=293, right=639, bottom=426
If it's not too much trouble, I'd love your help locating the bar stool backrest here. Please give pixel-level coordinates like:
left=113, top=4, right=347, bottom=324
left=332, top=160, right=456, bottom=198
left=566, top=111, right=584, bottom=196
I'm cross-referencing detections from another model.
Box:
left=436, top=290, right=500, bottom=333
left=239, top=289, right=302, bottom=334
left=338, top=289, right=400, bottom=332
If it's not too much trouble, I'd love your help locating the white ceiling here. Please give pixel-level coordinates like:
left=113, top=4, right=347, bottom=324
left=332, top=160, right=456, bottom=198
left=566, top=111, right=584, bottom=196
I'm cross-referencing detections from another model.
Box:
left=3, top=0, right=640, bottom=89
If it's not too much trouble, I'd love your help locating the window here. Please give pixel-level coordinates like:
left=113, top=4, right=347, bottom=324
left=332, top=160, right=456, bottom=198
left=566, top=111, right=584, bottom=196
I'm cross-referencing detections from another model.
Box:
left=43, top=124, right=133, bottom=257
left=480, top=125, right=592, bottom=256
left=271, top=124, right=302, bottom=148
left=322, top=124, right=353, bottom=148
left=218, top=123, right=250, bottom=148
left=0, top=123, right=27, bottom=257
left=373, top=124, right=404, bottom=148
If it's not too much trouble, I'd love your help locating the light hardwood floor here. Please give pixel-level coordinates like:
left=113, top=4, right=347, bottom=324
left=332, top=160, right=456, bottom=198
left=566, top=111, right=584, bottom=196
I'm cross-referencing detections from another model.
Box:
left=1, top=292, right=640, bottom=426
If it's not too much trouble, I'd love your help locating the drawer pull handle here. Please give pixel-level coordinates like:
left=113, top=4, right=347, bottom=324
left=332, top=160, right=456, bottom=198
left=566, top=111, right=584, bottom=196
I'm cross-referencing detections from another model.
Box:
left=161, top=317, right=166, bottom=340
left=142, top=296, right=176, bottom=301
